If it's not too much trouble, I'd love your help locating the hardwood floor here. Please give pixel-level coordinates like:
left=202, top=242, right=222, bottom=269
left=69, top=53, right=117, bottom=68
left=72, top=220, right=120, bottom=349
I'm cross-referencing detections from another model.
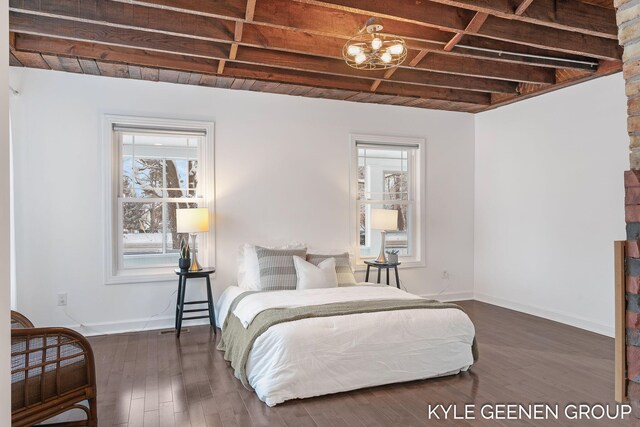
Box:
left=84, top=301, right=632, bottom=427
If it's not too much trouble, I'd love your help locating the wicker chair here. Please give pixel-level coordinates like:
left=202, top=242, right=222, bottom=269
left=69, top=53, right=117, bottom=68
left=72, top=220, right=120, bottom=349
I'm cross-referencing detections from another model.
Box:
left=11, top=310, right=97, bottom=427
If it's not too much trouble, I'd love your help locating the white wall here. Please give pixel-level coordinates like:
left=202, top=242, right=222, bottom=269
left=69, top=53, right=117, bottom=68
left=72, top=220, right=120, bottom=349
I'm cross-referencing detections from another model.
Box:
left=9, top=67, right=475, bottom=334
left=1, top=0, right=11, bottom=421
left=474, top=73, right=629, bottom=337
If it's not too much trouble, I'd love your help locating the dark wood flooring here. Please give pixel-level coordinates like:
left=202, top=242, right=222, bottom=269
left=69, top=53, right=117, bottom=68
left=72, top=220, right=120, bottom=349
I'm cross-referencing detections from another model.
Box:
left=82, top=301, right=635, bottom=427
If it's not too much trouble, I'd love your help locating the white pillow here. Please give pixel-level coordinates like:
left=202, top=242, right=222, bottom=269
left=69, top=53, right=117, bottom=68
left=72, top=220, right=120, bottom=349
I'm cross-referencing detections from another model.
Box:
left=238, top=243, right=306, bottom=290
left=293, top=256, right=338, bottom=290
left=239, top=244, right=260, bottom=290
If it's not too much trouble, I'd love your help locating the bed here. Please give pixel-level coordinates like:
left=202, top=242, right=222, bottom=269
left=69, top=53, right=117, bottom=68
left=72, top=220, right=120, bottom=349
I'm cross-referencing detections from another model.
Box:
left=216, top=284, right=477, bottom=406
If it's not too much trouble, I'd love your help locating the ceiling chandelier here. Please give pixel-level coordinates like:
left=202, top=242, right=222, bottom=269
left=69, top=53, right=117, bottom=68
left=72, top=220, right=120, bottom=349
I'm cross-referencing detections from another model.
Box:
left=343, top=18, right=407, bottom=70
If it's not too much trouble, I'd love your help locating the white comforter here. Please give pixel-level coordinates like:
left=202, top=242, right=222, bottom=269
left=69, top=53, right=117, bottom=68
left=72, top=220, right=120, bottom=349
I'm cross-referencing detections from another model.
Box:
left=216, top=285, right=476, bottom=406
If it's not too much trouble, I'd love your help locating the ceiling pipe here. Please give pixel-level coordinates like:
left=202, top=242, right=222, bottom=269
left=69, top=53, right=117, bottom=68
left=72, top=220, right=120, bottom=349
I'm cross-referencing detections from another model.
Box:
left=456, top=43, right=599, bottom=68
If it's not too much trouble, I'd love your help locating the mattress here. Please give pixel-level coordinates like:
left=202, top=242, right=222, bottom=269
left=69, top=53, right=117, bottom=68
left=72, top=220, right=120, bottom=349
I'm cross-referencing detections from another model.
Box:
left=216, top=285, right=476, bottom=406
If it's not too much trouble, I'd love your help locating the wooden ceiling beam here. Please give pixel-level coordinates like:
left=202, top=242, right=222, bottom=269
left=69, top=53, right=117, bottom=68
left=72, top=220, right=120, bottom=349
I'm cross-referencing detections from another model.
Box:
left=107, top=0, right=452, bottom=42
left=8, top=10, right=562, bottom=85
left=409, top=50, right=430, bottom=67
left=454, top=36, right=596, bottom=70
left=14, top=33, right=221, bottom=74
left=12, top=33, right=491, bottom=106
left=514, top=0, right=535, bottom=16
left=220, top=62, right=490, bottom=105
left=9, top=0, right=598, bottom=71
left=415, top=52, right=555, bottom=84
left=231, top=44, right=516, bottom=92
left=425, top=0, right=617, bottom=39
left=104, top=0, right=608, bottom=67
left=9, top=11, right=232, bottom=58
left=109, top=0, right=248, bottom=20
left=245, top=0, right=257, bottom=21
left=477, top=15, right=619, bottom=60
left=8, top=12, right=533, bottom=91
left=222, top=0, right=256, bottom=73
left=444, top=12, right=489, bottom=52
left=370, top=68, right=399, bottom=92
left=298, top=0, right=621, bottom=60
left=7, top=0, right=618, bottom=112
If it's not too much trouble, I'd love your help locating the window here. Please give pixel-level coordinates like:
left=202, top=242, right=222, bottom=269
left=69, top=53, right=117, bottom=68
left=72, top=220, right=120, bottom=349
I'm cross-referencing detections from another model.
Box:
left=351, top=134, right=424, bottom=267
left=104, top=116, right=214, bottom=284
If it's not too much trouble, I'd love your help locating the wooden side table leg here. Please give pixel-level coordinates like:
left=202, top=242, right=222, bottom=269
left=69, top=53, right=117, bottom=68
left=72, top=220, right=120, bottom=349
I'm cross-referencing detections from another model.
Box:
left=386, top=268, right=390, bottom=285
left=176, top=277, right=187, bottom=338
left=365, top=265, right=370, bottom=282
left=377, top=267, right=381, bottom=283
left=206, top=275, right=216, bottom=332
left=394, top=266, right=400, bottom=289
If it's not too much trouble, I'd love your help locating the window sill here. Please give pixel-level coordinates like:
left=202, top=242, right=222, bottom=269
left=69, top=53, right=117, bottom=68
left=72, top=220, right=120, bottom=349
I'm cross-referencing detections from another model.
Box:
left=105, top=271, right=178, bottom=285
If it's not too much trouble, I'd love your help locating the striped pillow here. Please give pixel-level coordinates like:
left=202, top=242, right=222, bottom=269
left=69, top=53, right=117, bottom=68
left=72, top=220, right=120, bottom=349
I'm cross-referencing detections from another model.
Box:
left=306, top=253, right=357, bottom=287
left=255, top=246, right=307, bottom=291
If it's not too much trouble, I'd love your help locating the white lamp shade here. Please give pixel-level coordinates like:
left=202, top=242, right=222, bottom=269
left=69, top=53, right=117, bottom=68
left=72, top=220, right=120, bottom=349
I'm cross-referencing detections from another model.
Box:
left=371, top=208, right=398, bottom=231
left=177, top=208, right=209, bottom=233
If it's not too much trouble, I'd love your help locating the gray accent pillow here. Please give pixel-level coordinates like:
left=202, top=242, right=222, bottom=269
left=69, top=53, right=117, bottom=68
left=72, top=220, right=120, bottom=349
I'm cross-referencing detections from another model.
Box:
left=255, top=246, right=307, bottom=291
left=306, top=253, right=357, bottom=287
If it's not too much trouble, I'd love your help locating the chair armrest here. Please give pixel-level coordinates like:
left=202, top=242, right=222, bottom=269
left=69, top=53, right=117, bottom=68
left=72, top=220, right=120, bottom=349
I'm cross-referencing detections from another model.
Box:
left=11, top=327, right=97, bottom=395
left=11, top=311, right=34, bottom=329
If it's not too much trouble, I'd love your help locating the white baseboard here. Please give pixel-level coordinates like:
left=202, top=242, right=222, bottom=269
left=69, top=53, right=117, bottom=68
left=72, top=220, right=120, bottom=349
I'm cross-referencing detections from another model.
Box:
left=70, top=291, right=474, bottom=336
left=68, top=290, right=474, bottom=336
left=62, top=315, right=210, bottom=337
left=63, top=291, right=611, bottom=338
left=473, top=292, right=614, bottom=337
left=419, top=291, right=474, bottom=302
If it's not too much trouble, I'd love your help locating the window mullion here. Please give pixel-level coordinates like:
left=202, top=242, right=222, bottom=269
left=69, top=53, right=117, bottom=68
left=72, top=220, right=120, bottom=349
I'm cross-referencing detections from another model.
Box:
left=162, top=158, right=168, bottom=255
left=162, top=201, right=167, bottom=255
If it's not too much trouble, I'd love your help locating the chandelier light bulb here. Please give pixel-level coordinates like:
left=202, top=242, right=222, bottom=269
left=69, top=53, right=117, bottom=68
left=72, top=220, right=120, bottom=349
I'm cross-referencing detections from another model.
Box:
left=381, top=52, right=392, bottom=63
left=388, top=44, right=404, bottom=55
left=371, top=37, right=382, bottom=50
left=347, top=44, right=363, bottom=56
left=354, top=53, right=367, bottom=64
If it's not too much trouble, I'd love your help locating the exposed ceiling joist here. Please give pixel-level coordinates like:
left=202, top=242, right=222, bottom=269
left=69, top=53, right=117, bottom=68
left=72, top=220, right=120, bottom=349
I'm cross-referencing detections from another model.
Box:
left=6, top=0, right=622, bottom=113
left=8, top=11, right=554, bottom=88
left=109, top=0, right=619, bottom=61
left=294, top=0, right=620, bottom=59
left=13, top=33, right=492, bottom=107
left=9, top=0, right=600, bottom=71
left=514, top=0, right=535, bottom=16
left=426, top=0, right=617, bottom=38
left=221, top=0, right=256, bottom=72
left=444, top=12, right=489, bottom=52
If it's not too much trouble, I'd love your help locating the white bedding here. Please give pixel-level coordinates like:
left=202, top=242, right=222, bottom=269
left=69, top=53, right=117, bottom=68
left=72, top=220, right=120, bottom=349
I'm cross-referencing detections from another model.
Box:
left=233, top=285, right=419, bottom=327
left=215, top=285, right=476, bottom=406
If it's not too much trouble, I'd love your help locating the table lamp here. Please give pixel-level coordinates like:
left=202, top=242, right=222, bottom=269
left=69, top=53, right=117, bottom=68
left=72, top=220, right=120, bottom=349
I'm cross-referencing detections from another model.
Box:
left=371, top=208, right=398, bottom=264
left=177, top=207, right=209, bottom=271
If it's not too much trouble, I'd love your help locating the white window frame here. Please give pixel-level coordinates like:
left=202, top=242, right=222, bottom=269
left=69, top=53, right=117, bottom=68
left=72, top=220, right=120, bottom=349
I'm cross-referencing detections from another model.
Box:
left=350, top=133, right=426, bottom=269
left=103, top=115, right=215, bottom=284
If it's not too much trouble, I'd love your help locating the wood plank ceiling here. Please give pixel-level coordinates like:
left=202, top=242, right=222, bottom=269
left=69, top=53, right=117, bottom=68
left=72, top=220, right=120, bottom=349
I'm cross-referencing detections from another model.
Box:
left=7, top=0, right=622, bottom=113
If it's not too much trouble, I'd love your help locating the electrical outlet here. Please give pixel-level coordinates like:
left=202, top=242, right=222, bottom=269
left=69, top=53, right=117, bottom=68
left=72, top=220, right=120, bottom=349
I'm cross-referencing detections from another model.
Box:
left=57, top=293, right=67, bottom=306
left=442, top=270, right=449, bottom=280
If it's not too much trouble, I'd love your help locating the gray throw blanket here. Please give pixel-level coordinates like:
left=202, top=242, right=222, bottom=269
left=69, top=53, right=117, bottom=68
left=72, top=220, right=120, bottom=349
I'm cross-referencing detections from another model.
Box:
left=217, top=292, right=478, bottom=388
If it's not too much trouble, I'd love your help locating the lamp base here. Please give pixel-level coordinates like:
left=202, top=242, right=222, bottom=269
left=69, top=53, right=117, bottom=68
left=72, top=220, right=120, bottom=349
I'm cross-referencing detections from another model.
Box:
left=189, top=234, right=203, bottom=271
left=374, top=230, right=387, bottom=264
